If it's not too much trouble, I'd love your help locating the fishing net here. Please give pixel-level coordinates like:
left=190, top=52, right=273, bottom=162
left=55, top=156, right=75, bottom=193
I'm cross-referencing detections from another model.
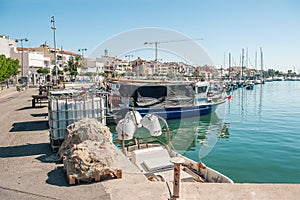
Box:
left=58, top=118, right=121, bottom=182
left=58, top=118, right=112, bottom=158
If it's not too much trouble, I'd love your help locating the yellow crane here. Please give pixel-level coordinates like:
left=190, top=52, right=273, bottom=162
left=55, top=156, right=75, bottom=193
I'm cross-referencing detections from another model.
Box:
left=144, top=38, right=203, bottom=61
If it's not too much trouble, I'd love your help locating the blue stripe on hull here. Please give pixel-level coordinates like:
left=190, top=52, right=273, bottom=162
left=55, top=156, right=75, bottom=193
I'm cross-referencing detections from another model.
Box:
left=116, top=102, right=223, bottom=120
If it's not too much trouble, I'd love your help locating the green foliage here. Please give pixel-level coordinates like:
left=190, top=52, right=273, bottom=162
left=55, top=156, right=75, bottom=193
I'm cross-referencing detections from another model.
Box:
left=112, top=72, right=119, bottom=78
left=70, top=70, right=78, bottom=76
left=37, top=67, right=50, bottom=75
left=51, top=66, right=64, bottom=76
left=65, top=55, right=82, bottom=78
left=267, top=69, right=276, bottom=77
left=58, top=69, right=64, bottom=75
left=0, top=55, right=20, bottom=81
left=85, top=72, right=95, bottom=76
left=99, top=72, right=107, bottom=77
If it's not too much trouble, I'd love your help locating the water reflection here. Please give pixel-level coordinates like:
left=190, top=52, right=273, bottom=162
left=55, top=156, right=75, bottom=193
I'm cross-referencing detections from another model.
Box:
left=227, top=86, right=263, bottom=120
left=111, top=108, right=230, bottom=162
left=167, top=112, right=229, bottom=161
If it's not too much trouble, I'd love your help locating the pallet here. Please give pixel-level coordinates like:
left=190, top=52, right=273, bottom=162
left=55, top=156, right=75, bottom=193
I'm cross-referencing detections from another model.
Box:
left=65, top=168, right=122, bottom=185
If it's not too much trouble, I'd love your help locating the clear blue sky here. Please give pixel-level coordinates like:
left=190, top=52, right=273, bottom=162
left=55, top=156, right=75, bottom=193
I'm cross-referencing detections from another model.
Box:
left=1, top=0, right=300, bottom=72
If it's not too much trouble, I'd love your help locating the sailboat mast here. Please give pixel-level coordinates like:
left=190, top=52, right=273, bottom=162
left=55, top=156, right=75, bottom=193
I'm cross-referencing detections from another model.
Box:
left=255, top=51, right=257, bottom=69
left=241, top=49, right=244, bottom=80
left=246, top=48, right=248, bottom=69
left=229, top=52, right=231, bottom=80
left=260, top=47, right=264, bottom=78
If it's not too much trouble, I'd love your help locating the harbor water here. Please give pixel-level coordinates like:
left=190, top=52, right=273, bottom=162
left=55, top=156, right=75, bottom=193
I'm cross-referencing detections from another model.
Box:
left=194, top=81, right=300, bottom=183
left=112, top=81, right=300, bottom=183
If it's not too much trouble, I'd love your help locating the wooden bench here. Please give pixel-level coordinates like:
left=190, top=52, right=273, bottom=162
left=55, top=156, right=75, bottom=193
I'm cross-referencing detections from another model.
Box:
left=32, top=94, right=48, bottom=107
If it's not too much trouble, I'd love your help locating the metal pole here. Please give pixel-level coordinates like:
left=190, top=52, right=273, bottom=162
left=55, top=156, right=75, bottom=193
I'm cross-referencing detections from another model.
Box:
left=155, top=42, right=158, bottom=61
left=15, top=38, right=28, bottom=78
left=125, top=54, right=133, bottom=75
left=228, top=52, right=231, bottom=80
left=61, top=46, right=64, bottom=77
left=241, top=49, right=244, bottom=80
left=21, top=40, right=24, bottom=77
left=78, top=48, right=87, bottom=80
left=51, top=16, right=57, bottom=84
left=255, top=51, right=257, bottom=69
left=260, top=47, right=263, bottom=77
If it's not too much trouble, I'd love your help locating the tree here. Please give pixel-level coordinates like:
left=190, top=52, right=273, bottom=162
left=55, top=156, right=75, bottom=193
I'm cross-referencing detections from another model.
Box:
left=267, top=69, right=275, bottom=77
left=52, top=66, right=64, bottom=76
left=0, top=55, right=20, bottom=81
left=99, top=72, right=107, bottom=77
left=65, top=55, right=82, bottom=79
left=37, top=68, right=50, bottom=75
left=85, top=72, right=95, bottom=77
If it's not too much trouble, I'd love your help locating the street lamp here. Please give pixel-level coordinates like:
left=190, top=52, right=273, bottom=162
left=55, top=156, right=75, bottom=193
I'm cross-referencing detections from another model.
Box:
left=78, top=49, right=87, bottom=68
left=15, top=38, right=28, bottom=77
left=51, top=16, right=57, bottom=84
left=125, top=54, right=133, bottom=74
left=78, top=48, right=87, bottom=76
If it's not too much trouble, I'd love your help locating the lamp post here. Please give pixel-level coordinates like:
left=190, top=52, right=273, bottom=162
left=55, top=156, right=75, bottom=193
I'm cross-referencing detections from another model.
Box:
left=78, top=48, right=87, bottom=78
left=15, top=38, right=28, bottom=77
left=51, top=16, right=57, bottom=84
left=125, top=54, right=133, bottom=75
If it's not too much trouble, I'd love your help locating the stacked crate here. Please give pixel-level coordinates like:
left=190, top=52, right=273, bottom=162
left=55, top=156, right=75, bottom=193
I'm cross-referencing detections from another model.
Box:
left=48, top=93, right=107, bottom=151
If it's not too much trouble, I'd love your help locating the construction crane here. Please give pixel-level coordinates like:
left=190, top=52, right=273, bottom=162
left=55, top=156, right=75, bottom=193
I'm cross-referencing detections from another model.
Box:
left=144, top=38, right=203, bottom=61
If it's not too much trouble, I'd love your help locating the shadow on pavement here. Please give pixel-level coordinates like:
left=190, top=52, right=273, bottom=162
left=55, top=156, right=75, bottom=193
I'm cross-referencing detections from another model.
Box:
left=0, top=142, right=69, bottom=187
left=16, top=105, right=47, bottom=111
left=9, top=120, right=49, bottom=132
left=46, top=166, right=70, bottom=187
left=46, top=166, right=110, bottom=188
left=0, top=143, right=52, bottom=159
left=0, top=141, right=62, bottom=165
left=31, top=113, right=48, bottom=118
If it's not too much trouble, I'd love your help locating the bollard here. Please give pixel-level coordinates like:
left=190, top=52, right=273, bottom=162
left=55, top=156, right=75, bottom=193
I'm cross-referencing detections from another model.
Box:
left=170, top=157, right=185, bottom=199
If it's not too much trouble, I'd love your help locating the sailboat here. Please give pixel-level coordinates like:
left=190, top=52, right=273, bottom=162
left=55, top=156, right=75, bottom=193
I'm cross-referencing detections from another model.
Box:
left=254, top=47, right=265, bottom=84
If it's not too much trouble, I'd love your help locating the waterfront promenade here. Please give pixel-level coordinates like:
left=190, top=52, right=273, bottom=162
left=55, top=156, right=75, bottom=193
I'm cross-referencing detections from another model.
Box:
left=0, top=86, right=299, bottom=200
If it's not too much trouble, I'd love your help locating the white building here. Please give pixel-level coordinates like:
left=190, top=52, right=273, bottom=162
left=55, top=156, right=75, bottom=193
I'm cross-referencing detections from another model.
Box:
left=10, top=47, right=50, bottom=84
left=96, top=56, right=128, bottom=74
left=87, top=59, right=105, bottom=74
left=0, top=35, right=16, bottom=58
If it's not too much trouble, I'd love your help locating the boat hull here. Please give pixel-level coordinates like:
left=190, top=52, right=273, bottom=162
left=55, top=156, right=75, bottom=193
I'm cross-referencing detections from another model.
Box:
left=114, top=101, right=225, bottom=120
left=245, top=85, right=254, bottom=90
left=124, top=143, right=234, bottom=183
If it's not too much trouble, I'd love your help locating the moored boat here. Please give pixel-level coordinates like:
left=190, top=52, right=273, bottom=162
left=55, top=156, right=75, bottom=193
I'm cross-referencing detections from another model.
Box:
left=273, top=76, right=285, bottom=81
left=265, top=77, right=273, bottom=82
left=116, top=111, right=234, bottom=183
left=253, top=79, right=262, bottom=84
left=110, top=80, right=230, bottom=120
left=245, top=81, right=254, bottom=90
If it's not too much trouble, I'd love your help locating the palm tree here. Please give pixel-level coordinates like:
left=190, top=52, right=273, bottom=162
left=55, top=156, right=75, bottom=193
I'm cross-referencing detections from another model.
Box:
left=65, top=55, right=83, bottom=81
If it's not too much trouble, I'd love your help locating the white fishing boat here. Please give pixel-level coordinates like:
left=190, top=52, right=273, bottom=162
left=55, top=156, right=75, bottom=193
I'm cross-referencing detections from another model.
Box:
left=116, top=111, right=234, bottom=183
left=253, top=78, right=263, bottom=84
left=273, top=76, right=285, bottom=81
left=265, top=77, right=273, bottom=82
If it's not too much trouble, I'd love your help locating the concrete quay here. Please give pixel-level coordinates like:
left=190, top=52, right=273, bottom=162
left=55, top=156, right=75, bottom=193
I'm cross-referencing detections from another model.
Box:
left=0, top=86, right=299, bottom=200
